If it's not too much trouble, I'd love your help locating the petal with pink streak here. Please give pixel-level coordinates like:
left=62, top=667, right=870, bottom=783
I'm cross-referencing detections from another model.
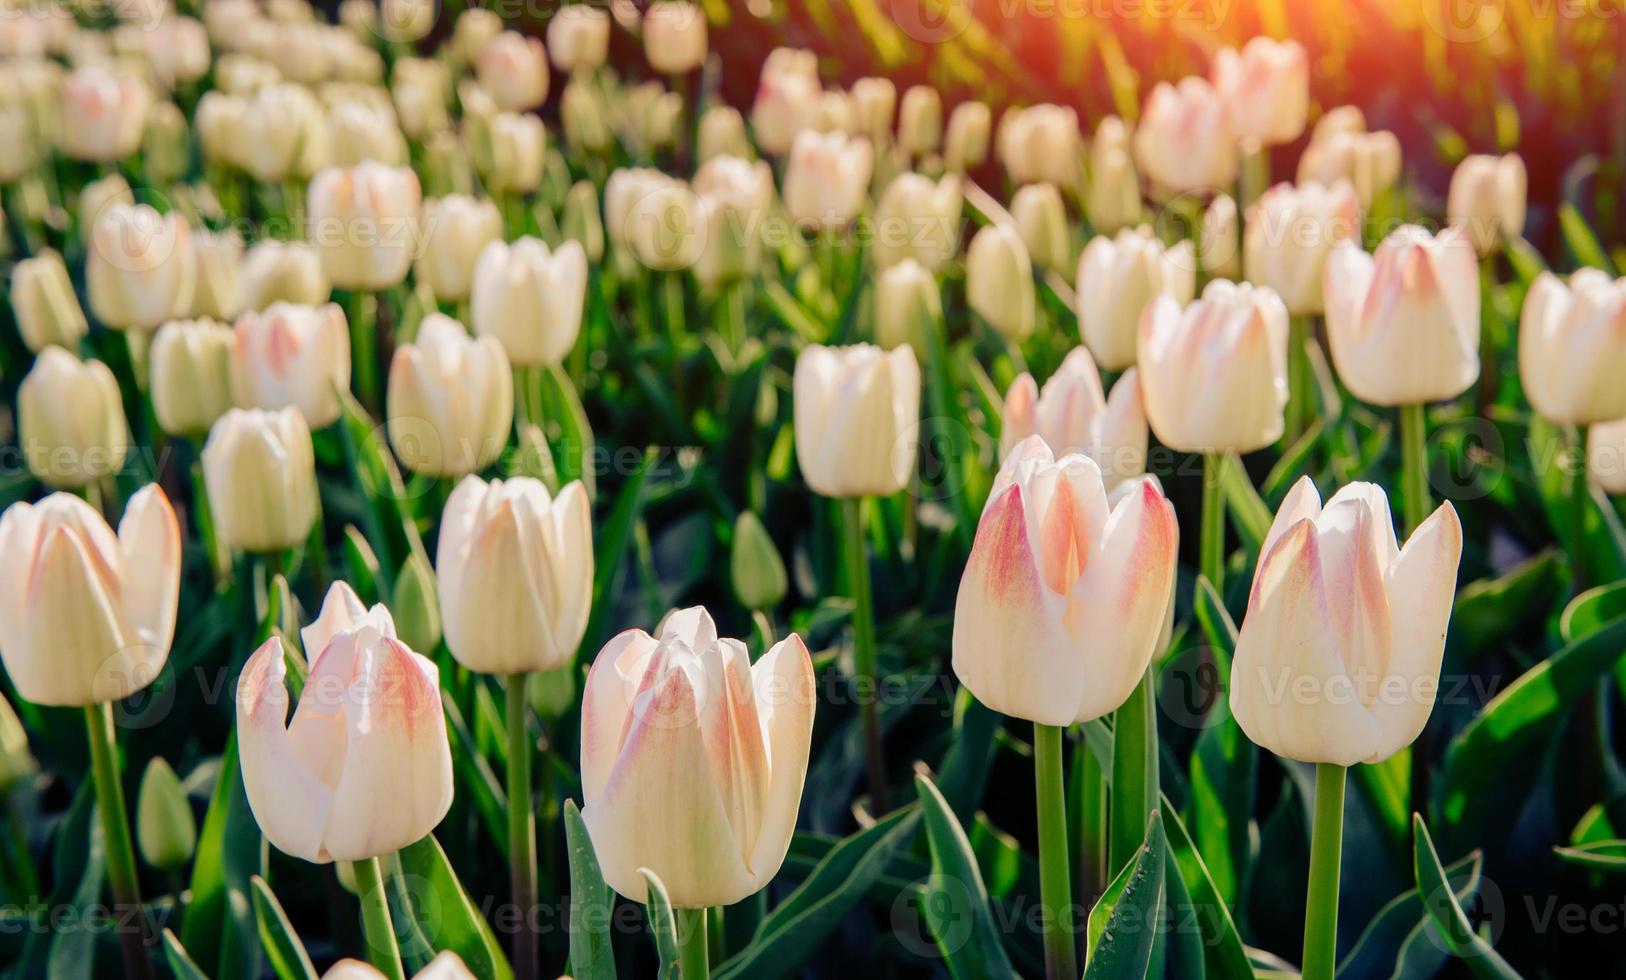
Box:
left=580, top=629, right=661, bottom=801
left=744, top=634, right=816, bottom=879
left=237, top=637, right=334, bottom=862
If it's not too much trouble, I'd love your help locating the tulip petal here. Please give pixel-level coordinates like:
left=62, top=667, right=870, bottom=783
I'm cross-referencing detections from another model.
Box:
left=238, top=637, right=334, bottom=862
left=1000, top=373, right=1039, bottom=459
left=301, top=581, right=376, bottom=666
left=744, top=633, right=816, bottom=879
left=580, top=628, right=661, bottom=801
left=1096, top=367, right=1148, bottom=488
left=23, top=525, right=130, bottom=706
left=1254, top=475, right=1323, bottom=591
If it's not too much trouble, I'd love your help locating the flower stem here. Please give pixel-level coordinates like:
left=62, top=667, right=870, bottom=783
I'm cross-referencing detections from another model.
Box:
left=1301, top=763, right=1347, bottom=980
left=351, top=856, right=405, bottom=980
left=1572, top=424, right=1591, bottom=590
left=507, top=674, right=538, bottom=980
left=344, top=289, right=380, bottom=414
left=1200, top=452, right=1226, bottom=594
left=677, top=907, right=709, bottom=979
left=1033, top=723, right=1077, bottom=980
left=84, top=702, right=153, bottom=980
left=1286, top=315, right=1313, bottom=442
left=1078, top=741, right=1108, bottom=901
left=1399, top=403, right=1430, bottom=535
left=841, top=495, right=888, bottom=814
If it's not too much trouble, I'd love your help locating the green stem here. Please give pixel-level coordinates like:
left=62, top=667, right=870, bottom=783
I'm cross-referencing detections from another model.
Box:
left=1034, top=724, right=1077, bottom=980
left=344, top=290, right=380, bottom=414
left=1301, top=763, right=1347, bottom=980
left=1286, top=315, right=1313, bottom=442
left=1572, top=424, right=1591, bottom=591
left=677, top=906, right=709, bottom=979
left=1078, top=742, right=1108, bottom=901
left=507, top=675, right=538, bottom=980
left=1200, top=452, right=1226, bottom=594
left=1399, top=403, right=1430, bottom=536
left=351, top=856, right=405, bottom=980
left=84, top=703, right=153, bottom=980
left=841, top=496, right=888, bottom=814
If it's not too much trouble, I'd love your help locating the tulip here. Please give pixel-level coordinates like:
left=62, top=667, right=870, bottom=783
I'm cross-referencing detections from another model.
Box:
left=1134, top=77, right=1237, bottom=196
left=451, top=7, right=501, bottom=65
left=387, top=314, right=513, bottom=477
left=474, top=31, right=547, bottom=111
left=852, top=76, right=897, bottom=145
left=616, top=81, right=684, bottom=156
left=1297, top=129, right=1402, bottom=211
left=142, top=16, right=211, bottom=89
left=327, top=99, right=408, bottom=168
left=561, top=180, right=606, bottom=264
left=191, top=228, right=245, bottom=321
left=59, top=63, right=150, bottom=161
left=643, top=1, right=707, bottom=75
left=214, top=54, right=281, bottom=94
left=379, top=0, right=432, bottom=43
left=19, top=349, right=129, bottom=489
left=141, top=102, right=191, bottom=185
left=1588, top=416, right=1626, bottom=495
left=240, top=83, right=328, bottom=182
left=242, top=239, right=331, bottom=310
left=871, top=172, right=961, bottom=271
left=750, top=49, right=820, bottom=157
left=479, top=111, right=546, bottom=195
left=471, top=238, right=588, bottom=367
left=1447, top=153, right=1527, bottom=256
left=966, top=223, right=1037, bottom=341
left=78, top=174, right=134, bottom=236
left=230, top=302, right=351, bottom=428
left=86, top=204, right=197, bottom=331
left=136, top=758, right=196, bottom=872
left=202, top=407, right=320, bottom=553
left=874, top=258, right=942, bottom=357
left=1085, top=117, right=1142, bottom=234
left=1519, top=270, right=1626, bottom=426
left=416, top=196, right=502, bottom=303
left=814, top=89, right=856, bottom=136
left=580, top=606, right=816, bottom=907
left=1075, top=227, right=1194, bottom=371
left=897, top=85, right=942, bottom=157
left=697, top=105, right=750, bottom=162
left=391, top=58, right=450, bottom=141
left=782, top=130, right=873, bottom=230
left=731, top=511, right=788, bottom=611
left=693, top=155, right=775, bottom=288
left=1002, top=347, right=1147, bottom=489
left=1011, top=182, right=1070, bottom=275
left=1322, top=226, right=1479, bottom=406
left=997, top=104, right=1080, bottom=188
left=561, top=78, right=614, bottom=155
left=12, top=251, right=88, bottom=353
left=1202, top=193, right=1242, bottom=280
left=793, top=343, right=920, bottom=498
left=622, top=175, right=703, bottom=273
left=238, top=581, right=454, bottom=862
left=0, top=484, right=179, bottom=705
left=151, top=318, right=235, bottom=438
left=1211, top=37, right=1309, bottom=148
left=944, top=100, right=991, bottom=173
left=308, top=162, right=421, bottom=291
left=195, top=91, right=246, bottom=168
left=1244, top=180, right=1360, bottom=315
left=548, top=5, right=609, bottom=72
left=1138, top=280, right=1289, bottom=453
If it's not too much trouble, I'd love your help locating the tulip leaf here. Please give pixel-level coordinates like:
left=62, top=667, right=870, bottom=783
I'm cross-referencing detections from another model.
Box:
left=638, top=869, right=682, bottom=980
left=1553, top=839, right=1626, bottom=873
left=1110, top=667, right=1159, bottom=878
left=341, top=525, right=383, bottom=604
left=1084, top=811, right=1166, bottom=980
left=1451, top=550, right=1565, bottom=662
left=1160, top=802, right=1254, bottom=980
left=914, top=774, right=1019, bottom=980
left=1411, top=815, right=1522, bottom=979
left=541, top=363, right=597, bottom=498
left=46, top=789, right=105, bottom=978
left=580, top=448, right=656, bottom=660
left=337, top=390, right=419, bottom=589
left=250, top=876, right=319, bottom=980
left=1161, top=846, right=1206, bottom=980
left=392, top=833, right=513, bottom=980
left=1559, top=580, right=1626, bottom=643
left=162, top=929, right=211, bottom=980
left=563, top=800, right=617, bottom=980
left=715, top=804, right=923, bottom=980
left=1188, top=578, right=1254, bottom=907
left=1220, top=451, right=1273, bottom=556
left=1336, top=852, right=1481, bottom=979
left=180, top=734, right=263, bottom=980
left=1558, top=203, right=1615, bottom=273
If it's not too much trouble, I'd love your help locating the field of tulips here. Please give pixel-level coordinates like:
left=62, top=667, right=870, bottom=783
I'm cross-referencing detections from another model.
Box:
left=4, top=0, right=1626, bottom=979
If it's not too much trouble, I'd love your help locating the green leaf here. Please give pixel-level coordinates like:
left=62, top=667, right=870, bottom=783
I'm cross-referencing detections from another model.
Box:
left=1412, top=815, right=1522, bottom=979
left=639, top=869, right=681, bottom=980
left=1110, top=667, right=1159, bottom=878
left=180, top=734, right=263, bottom=980
left=542, top=363, right=597, bottom=498
left=250, top=876, right=319, bottom=980
left=1187, top=578, right=1254, bottom=907
left=580, top=449, right=656, bottom=660
left=162, top=929, right=211, bottom=980
left=1452, top=550, right=1565, bottom=661
left=1337, top=853, right=1481, bottom=979
left=715, top=805, right=922, bottom=980
left=1559, top=202, right=1615, bottom=272
left=563, top=800, right=617, bottom=980
left=392, top=834, right=514, bottom=980
left=1160, top=803, right=1254, bottom=980
left=1161, top=848, right=1206, bottom=980
left=1560, top=580, right=1626, bottom=642
left=914, top=774, right=1019, bottom=979
left=1084, top=812, right=1166, bottom=980
left=1553, top=839, right=1626, bottom=873
left=47, top=791, right=106, bottom=978
left=1221, top=452, right=1273, bottom=555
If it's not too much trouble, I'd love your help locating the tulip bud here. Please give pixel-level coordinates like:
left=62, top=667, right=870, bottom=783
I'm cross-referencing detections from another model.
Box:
left=471, top=238, right=587, bottom=367
left=203, top=407, right=320, bottom=553
left=327, top=98, right=408, bottom=168
left=643, top=1, right=707, bottom=75
left=1230, top=478, right=1463, bottom=765
left=1518, top=270, right=1626, bottom=425
left=693, top=155, right=774, bottom=288
left=1001, top=346, right=1147, bottom=488
left=1447, top=153, right=1527, bottom=256
left=479, top=112, right=546, bottom=195
left=966, top=223, right=1037, bottom=341
left=1085, top=119, right=1141, bottom=234
left=12, top=251, right=88, bottom=353
left=997, top=104, right=1080, bottom=188
left=1202, top=193, right=1242, bottom=281
left=190, top=229, right=245, bottom=321
left=1139, top=280, right=1289, bottom=453
left=897, top=85, right=942, bottom=157
left=697, top=105, right=750, bottom=163
left=874, top=258, right=941, bottom=357
left=387, top=313, right=512, bottom=476
left=379, top=0, right=433, bottom=43
left=731, top=511, right=787, bottom=611
left=548, top=5, right=609, bottom=73
left=851, top=77, right=896, bottom=145
left=416, top=196, right=502, bottom=303
left=793, top=344, right=920, bottom=498
left=561, top=181, right=606, bottom=265
left=1075, top=227, right=1194, bottom=371
left=1134, top=78, right=1237, bottom=197
left=452, top=7, right=501, bottom=65
left=1298, top=129, right=1402, bottom=211
left=1211, top=37, right=1309, bottom=148
left=1011, top=182, right=1070, bottom=275
left=561, top=78, right=613, bottom=155
left=751, top=55, right=820, bottom=158
left=137, top=758, right=197, bottom=872
left=241, top=240, right=331, bottom=311
left=436, top=476, right=592, bottom=674
left=151, top=318, right=235, bottom=438
left=1243, top=181, right=1360, bottom=314
left=141, top=101, right=190, bottom=185
left=308, top=162, right=421, bottom=291
left=783, top=131, right=873, bottom=230
left=872, top=172, right=961, bottom=271
left=239, top=582, right=454, bottom=861
left=581, top=607, right=815, bottom=907
left=19, top=349, right=129, bottom=488
left=0, top=696, right=35, bottom=791
left=953, top=437, right=1178, bottom=725
left=60, top=63, right=150, bottom=161
left=240, top=83, right=328, bottom=182
left=229, top=302, right=351, bottom=428
left=944, top=101, right=991, bottom=173
left=1323, top=226, right=1479, bottom=406
left=391, top=549, right=442, bottom=655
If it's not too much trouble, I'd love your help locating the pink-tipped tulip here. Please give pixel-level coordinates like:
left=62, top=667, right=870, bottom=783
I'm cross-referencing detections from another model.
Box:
left=1211, top=37, right=1309, bottom=148
left=1134, top=77, right=1237, bottom=196
left=793, top=344, right=921, bottom=498
left=1518, top=270, right=1626, bottom=426
left=230, top=302, right=352, bottom=429
left=1001, top=347, right=1147, bottom=490
left=1447, top=153, right=1526, bottom=256
left=1244, top=180, right=1361, bottom=315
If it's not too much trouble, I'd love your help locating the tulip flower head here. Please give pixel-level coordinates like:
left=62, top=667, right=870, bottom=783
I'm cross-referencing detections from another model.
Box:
left=897, top=85, right=942, bottom=157
left=966, top=223, right=1037, bottom=341
left=1134, top=77, right=1237, bottom=197
left=59, top=63, right=150, bottom=161
left=242, top=240, right=332, bottom=311
left=793, top=344, right=921, bottom=498
left=202, top=407, right=320, bottom=554
left=11, top=251, right=89, bottom=353
left=692, top=155, right=775, bottom=287
left=1447, top=153, right=1528, bottom=256
left=417, top=196, right=503, bottom=303
left=1202, top=193, right=1242, bottom=281
left=953, top=437, right=1178, bottom=725
left=238, top=582, right=454, bottom=862
left=1243, top=180, right=1361, bottom=315
left=1075, top=226, right=1195, bottom=371
left=851, top=76, right=897, bottom=145
left=1518, top=269, right=1626, bottom=426
left=387, top=315, right=513, bottom=477
left=1588, top=416, right=1626, bottom=495
left=1011, top=182, right=1070, bottom=275
left=580, top=607, right=816, bottom=907
left=997, top=103, right=1080, bottom=188
left=782, top=130, right=873, bottom=230
left=230, top=302, right=352, bottom=429
left=475, top=30, right=548, bottom=111
left=1211, top=37, right=1309, bottom=148
left=308, top=162, right=421, bottom=291
left=698, top=105, right=750, bottom=162
left=151, top=318, right=235, bottom=438
left=1298, top=128, right=1402, bottom=211
left=1230, top=479, right=1462, bottom=765
left=1085, top=117, right=1142, bottom=235
left=874, top=258, right=942, bottom=357
left=750, top=49, right=819, bottom=156
left=470, top=237, right=588, bottom=367
left=1002, top=347, right=1148, bottom=489
left=871, top=172, right=962, bottom=271
left=18, top=349, right=129, bottom=489
left=944, top=100, right=991, bottom=173
left=86, top=203, right=198, bottom=331
left=643, top=1, right=708, bottom=75
left=547, top=5, right=610, bottom=73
